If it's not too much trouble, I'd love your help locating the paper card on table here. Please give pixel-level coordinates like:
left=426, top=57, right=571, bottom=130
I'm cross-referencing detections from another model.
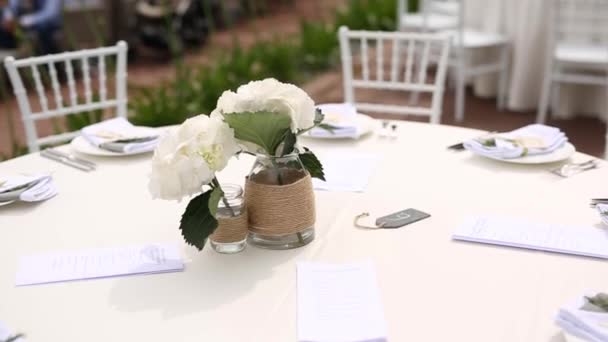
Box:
left=453, top=217, right=608, bottom=259
left=313, top=152, right=380, bottom=192
left=297, top=261, right=387, bottom=342
left=15, top=243, right=184, bottom=286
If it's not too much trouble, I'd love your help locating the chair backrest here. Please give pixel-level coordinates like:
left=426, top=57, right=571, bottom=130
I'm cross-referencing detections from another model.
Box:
left=552, top=0, right=608, bottom=46
left=397, top=0, right=460, bottom=16
left=338, top=27, right=451, bottom=124
left=423, top=0, right=461, bottom=16
left=4, top=41, right=128, bottom=152
left=398, top=0, right=462, bottom=30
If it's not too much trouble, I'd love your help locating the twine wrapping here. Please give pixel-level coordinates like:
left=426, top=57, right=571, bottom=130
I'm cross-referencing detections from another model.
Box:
left=245, top=175, right=316, bottom=236
left=210, top=209, right=249, bottom=243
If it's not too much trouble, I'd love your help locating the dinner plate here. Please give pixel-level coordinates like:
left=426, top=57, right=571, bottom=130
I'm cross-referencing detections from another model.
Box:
left=0, top=200, right=15, bottom=207
left=69, top=126, right=161, bottom=157
left=474, top=142, right=576, bottom=164
left=563, top=331, right=587, bottom=342
left=302, top=113, right=377, bottom=140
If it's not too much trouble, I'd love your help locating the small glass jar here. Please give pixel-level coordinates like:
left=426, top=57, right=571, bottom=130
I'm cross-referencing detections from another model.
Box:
left=209, top=184, right=247, bottom=254
left=245, top=153, right=315, bottom=250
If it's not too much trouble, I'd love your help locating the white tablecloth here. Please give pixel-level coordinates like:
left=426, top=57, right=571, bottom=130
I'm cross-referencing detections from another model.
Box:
left=465, top=0, right=607, bottom=121
left=0, top=121, right=606, bottom=341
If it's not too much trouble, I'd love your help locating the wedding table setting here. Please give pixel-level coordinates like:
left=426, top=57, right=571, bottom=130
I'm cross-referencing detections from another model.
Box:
left=1, top=79, right=607, bottom=342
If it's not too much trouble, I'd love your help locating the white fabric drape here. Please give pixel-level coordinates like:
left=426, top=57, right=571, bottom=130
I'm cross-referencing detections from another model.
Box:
left=465, top=0, right=607, bottom=121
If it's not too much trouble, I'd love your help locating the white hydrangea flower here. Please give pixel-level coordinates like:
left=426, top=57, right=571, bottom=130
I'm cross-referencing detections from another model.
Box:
left=212, top=78, right=316, bottom=132
left=149, top=114, right=240, bottom=201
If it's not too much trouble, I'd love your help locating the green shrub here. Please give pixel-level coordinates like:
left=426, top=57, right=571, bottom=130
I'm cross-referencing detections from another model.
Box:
left=129, top=0, right=409, bottom=127
left=299, top=21, right=339, bottom=71
left=334, top=0, right=397, bottom=31
left=130, top=80, right=197, bottom=127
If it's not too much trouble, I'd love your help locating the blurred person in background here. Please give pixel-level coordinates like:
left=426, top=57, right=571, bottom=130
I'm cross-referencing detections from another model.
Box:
left=0, top=0, right=63, bottom=55
left=0, top=0, right=17, bottom=50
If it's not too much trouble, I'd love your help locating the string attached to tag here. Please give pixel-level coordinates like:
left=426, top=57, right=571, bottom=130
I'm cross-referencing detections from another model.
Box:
left=353, top=212, right=385, bottom=229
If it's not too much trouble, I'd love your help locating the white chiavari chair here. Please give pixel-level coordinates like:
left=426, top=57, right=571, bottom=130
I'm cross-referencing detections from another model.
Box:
left=536, top=0, right=608, bottom=157
left=339, top=26, right=451, bottom=124
left=4, top=41, right=129, bottom=153
left=399, top=0, right=510, bottom=122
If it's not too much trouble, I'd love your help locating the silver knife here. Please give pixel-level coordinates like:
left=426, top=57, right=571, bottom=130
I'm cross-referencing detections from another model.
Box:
left=590, top=198, right=608, bottom=208
left=44, top=148, right=97, bottom=169
left=98, top=136, right=158, bottom=153
left=40, top=150, right=95, bottom=172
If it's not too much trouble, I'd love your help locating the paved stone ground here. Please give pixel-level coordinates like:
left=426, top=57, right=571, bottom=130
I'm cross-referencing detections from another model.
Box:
left=0, top=0, right=343, bottom=157
left=1, top=0, right=606, bottom=158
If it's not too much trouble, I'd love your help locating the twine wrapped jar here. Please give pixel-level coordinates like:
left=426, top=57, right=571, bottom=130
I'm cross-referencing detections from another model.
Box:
left=209, top=184, right=248, bottom=254
left=245, top=153, right=315, bottom=250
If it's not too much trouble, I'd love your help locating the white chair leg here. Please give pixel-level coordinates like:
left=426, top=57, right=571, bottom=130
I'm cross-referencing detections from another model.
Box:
left=551, top=67, right=561, bottom=117
left=605, top=85, right=608, bottom=159
left=447, top=66, right=456, bottom=90
left=605, top=132, right=608, bottom=160
left=497, top=45, right=509, bottom=111
left=455, top=57, right=467, bottom=122
left=409, top=50, right=420, bottom=105
left=536, top=61, right=553, bottom=124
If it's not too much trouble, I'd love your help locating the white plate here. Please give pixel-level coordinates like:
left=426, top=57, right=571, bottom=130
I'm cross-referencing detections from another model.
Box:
left=69, top=126, right=161, bottom=157
left=563, top=331, right=587, bottom=342
left=474, top=142, right=576, bottom=164
left=0, top=200, right=15, bottom=207
left=302, top=113, right=376, bottom=140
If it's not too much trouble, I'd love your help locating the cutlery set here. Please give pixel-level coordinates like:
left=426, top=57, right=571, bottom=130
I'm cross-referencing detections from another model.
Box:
left=380, top=121, right=397, bottom=138
left=0, top=176, right=55, bottom=205
left=98, top=136, right=159, bottom=153
left=0, top=182, right=35, bottom=204
left=551, top=159, right=599, bottom=178
left=447, top=135, right=600, bottom=178
left=590, top=199, right=608, bottom=209
left=591, top=199, right=608, bottom=226
left=40, top=149, right=97, bottom=172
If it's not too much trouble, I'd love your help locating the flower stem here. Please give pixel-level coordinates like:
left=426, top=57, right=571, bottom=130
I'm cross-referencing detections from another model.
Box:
left=270, top=156, right=304, bottom=244
left=212, top=177, right=236, bottom=217
left=270, top=158, right=284, bottom=185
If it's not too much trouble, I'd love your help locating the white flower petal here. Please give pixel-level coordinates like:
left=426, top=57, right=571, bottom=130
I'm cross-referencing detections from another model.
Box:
left=148, top=114, right=239, bottom=201
left=214, top=78, right=316, bottom=152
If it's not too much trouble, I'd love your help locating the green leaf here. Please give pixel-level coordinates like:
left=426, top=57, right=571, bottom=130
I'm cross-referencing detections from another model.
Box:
left=299, top=150, right=325, bottom=181
left=223, top=111, right=292, bottom=155
left=280, top=130, right=297, bottom=156
left=179, top=188, right=222, bottom=251
left=208, top=186, right=223, bottom=217
left=314, top=108, right=325, bottom=126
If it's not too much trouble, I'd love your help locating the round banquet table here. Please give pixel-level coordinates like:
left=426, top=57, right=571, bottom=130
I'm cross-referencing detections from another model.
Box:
left=464, top=0, right=607, bottom=120
left=0, top=121, right=606, bottom=342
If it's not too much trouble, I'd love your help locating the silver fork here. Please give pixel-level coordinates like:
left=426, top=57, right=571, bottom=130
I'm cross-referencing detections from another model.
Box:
left=551, top=159, right=599, bottom=178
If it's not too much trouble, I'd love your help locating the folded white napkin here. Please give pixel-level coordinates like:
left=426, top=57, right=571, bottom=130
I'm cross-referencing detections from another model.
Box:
left=309, top=103, right=359, bottom=138
left=0, top=174, right=57, bottom=203
left=597, top=204, right=608, bottom=226
left=81, top=118, right=159, bottom=153
left=556, top=295, right=608, bottom=342
left=464, top=124, right=568, bottom=159
left=0, top=320, right=25, bottom=341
